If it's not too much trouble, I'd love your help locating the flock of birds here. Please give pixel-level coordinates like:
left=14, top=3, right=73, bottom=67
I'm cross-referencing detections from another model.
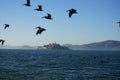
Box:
left=0, top=0, right=78, bottom=46
left=0, top=0, right=120, bottom=46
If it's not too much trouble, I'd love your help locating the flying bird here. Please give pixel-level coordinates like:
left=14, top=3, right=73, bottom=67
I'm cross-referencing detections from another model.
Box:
left=4, top=24, right=10, bottom=29
left=24, top=0, right=31, bottom=6
left=117, top=21, right=120, bottom=28
left=35, top=27, right=46, bottom=35
left=67, top=8, right=78, bottom=18
left=42, top=13, right=53, bottom=20
left=0, top=39, right=5, bottom=45
left=34, top=5, right=43, bottom=11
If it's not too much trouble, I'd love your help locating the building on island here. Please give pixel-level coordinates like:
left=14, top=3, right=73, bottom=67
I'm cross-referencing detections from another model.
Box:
left=37, top=43, right=69, bottom=50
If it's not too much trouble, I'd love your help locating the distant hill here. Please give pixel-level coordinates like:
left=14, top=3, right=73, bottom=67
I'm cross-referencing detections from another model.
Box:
left=64, top=40, right=120, bottom=50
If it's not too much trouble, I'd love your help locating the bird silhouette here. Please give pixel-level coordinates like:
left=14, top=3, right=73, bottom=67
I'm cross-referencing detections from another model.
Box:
left=4, top=24, right=10, bottom=29
left=117, top=21, right=120, bottom=28
left=42, top=13, right=53, bottom=20
left=35, top=27, right=46, bottom=35
left=24, top=0, right=31, bottom=6
left=34, top=5, right=43, bottom=11
left=67, top=8, right=78, bottom=18
left=0, top=39, right=5, bottom=45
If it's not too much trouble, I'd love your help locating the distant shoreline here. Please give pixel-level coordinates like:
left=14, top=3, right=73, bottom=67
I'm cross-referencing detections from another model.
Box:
left=0, top=49, right=120, bottom=52
left=0, top=40, right=120, bottom=51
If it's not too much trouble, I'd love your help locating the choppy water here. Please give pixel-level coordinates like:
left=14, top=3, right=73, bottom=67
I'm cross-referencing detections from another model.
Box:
left=0, top=49, right=120, bottom=80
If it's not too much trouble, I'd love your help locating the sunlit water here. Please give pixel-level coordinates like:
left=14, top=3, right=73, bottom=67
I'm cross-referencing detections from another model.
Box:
left=0, top=49, right=119, bottom=80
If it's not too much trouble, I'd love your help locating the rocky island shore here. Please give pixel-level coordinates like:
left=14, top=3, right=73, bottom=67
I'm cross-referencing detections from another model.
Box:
left=37, top=43, right=70, bottom=50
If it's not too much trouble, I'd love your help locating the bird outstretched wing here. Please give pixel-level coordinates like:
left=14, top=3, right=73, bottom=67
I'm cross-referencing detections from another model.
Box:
left=27, top=0, right=30, bottom=5
left=0, top=40, right=5, bottom=45
left=42, top=28, right=46, bottom=31
left=38, top=5, right=42, bottom=10
left=4, top=24, right=10, bottom=29
left=35, top=26, right=42, bottom=29
left=117, top=22, right=120, bottom=28
left=47, top=13, right=51, bottom=18
left=36, top=30, right=40, bottom=35
left=69, top=11, right=73, bottom=18
left=71, top=9, right=76, bottom=12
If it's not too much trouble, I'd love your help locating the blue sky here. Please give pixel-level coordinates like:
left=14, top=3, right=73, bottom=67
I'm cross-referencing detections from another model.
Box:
left=0, top=0, right=120, bottom=46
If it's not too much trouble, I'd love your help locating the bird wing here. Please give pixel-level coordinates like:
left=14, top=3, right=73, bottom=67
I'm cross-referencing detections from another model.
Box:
left=35, top=26, right=41, bottom=29
left=4, top=24, right=9, bottom=26
left=47, top=13, right=51, bottom=18
left=27, top=0, right=30, bottom=4
left=69, top=11, right=73, bottom=18
left=38, top=5, right=42, bottom=10
left=4, top=26, right=7, bottom=29
left=36, top=28, right=46, bottom=35
left=41, top=28, right=46, bottom=31
left=71, top=8, right=78, bottom=14
left=36, top=30, right=39, bottom=35
left=117, top=22, right=120, bottom=23
left=72, top=9, right=76, bottom=11
left=4, top=24, right=9, bottom=29
left=2, top=40, right=4, bottom=45
left=40, top=28, right=46, bottom=33
left=36, top=30, right=41, bottom=35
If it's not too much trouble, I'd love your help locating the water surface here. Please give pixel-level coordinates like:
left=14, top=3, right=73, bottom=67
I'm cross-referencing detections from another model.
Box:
left=0, top=49, right=120, bottom=80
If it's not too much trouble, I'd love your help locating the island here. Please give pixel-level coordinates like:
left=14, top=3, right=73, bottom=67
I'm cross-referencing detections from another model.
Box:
left=37, top=43, right=70, bottom=50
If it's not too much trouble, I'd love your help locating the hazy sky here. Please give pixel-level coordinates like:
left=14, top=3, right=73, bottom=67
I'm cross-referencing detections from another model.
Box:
left=0, top=0, right=120, bottom=46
